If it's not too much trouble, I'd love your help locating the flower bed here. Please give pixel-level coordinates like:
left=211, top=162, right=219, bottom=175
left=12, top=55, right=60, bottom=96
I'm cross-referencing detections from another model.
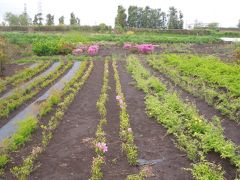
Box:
left=72, top=44, right=99, bottom=56
left=123, top=43, right=154, bottom=54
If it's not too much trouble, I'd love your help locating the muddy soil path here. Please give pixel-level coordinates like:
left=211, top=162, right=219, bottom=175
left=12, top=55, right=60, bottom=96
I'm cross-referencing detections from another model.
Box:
left=101, top=61, right=138, bottom=180
left=29, top=61, right=104, bottom=180
left=117, top=61, right=193, bottom=180
left=140, top=56, right=240, bottom=146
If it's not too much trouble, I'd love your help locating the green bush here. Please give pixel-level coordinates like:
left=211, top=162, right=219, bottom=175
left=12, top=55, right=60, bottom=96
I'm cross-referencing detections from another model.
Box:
left=32, top=40, right=74, bottom=56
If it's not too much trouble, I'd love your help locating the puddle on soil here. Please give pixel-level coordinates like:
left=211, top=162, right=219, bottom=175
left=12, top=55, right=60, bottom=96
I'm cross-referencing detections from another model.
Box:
left=0, top=62, right=61, bottom=100
left=0, top=62, right=81, bottom=143
left=137, top=158, right=166, bottom=166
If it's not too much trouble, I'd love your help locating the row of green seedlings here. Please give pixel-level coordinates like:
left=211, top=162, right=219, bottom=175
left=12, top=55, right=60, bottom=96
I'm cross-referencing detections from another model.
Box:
left=126, top=55, right=240, bottom=180
left=112, top=61, right=149, bottom=180
left=90, top=60, right=109, bottom=180
left=0, top=61, right=90, bottom=176
left=0, top=61, right=53, bottom=93
left=112, top=61, right=138, bottom=165
left=7, top=61, right=93, bottom=179
left=0, top=60, right=73, bottom=119
left=147, top=54, right=240, bottom=122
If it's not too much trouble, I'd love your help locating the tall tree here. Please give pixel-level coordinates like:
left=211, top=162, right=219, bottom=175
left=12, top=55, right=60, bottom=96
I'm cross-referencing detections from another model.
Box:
left=59, top=16, right=64, bottom=25
left=76, top=18, right=80, bottom=26
left=127, top=6, right=138, bottom=27
left=33, top=13, right=43, bottom=25
left=114, top=5, right=127, bottom=28
left=167, top=6, right=183, bottom=29
left=70, top=12, right=77, bottom=25
left=178, top=11, right=184, bottom=29
left=4, top=12, right=19, bottom=26
left=46, top=14, right=54, bottom=25
left=167, top=7, right=179, bottom=29
left=4, top=12, right=30, bottom=26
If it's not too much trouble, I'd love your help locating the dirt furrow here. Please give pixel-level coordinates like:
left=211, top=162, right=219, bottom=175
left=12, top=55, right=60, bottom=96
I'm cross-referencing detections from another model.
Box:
left=29, top=61, right=104, bottom=180
left=101, top=61, right=138, bottom=180
left=118, top=61, right=193, bottom=180
left=140, top=56, right=240, bottom=146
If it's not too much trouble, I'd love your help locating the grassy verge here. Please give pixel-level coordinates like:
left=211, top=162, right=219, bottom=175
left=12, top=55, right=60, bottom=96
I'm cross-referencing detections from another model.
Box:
left=0, top=61, right=73, bottom=118
left=127, top=55, right=240, bottom=179
left=147, top=54, right=240, bottom=122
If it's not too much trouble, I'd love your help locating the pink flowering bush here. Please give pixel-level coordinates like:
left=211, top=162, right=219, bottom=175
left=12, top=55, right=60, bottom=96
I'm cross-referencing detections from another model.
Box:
left=136, top=44, right=155, bottom=54
left=88, top=45, right=99, bottom=56
left=72, top=44, right=99, bottom=56
left=123, top=43, right=155, bottom=54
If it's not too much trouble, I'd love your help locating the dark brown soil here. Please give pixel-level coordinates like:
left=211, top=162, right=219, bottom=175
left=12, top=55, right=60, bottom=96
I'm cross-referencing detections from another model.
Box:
left=101, top=62, right=138, bottom=179
left=117, top=61, right=193, bottom=180
left=0, top=63, right=30, bottom=79
left=29, top=61, right=104, bottom=179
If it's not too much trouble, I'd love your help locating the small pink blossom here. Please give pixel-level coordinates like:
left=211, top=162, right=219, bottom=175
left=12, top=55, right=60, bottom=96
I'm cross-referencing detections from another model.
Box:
left=120, top=104, right=124, bottom=109
left=128, top=128, right=132, bottom=133
left=118, top=99, right=123, bottom=105
left=116, top=95, right=122, bottom=100
left=96, top=142, right=108, bottom=153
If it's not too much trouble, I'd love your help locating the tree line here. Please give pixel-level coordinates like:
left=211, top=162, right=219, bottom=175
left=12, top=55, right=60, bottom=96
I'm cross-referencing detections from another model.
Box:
left=115, top=5, right=184, bottom=29
left=3, top=11, right=80, bottom=26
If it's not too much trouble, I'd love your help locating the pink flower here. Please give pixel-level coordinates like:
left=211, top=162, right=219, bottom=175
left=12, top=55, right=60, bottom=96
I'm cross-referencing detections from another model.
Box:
left=128, top=128, right=132, bottom=133
left=118, top=99, right=123, bottom=105
left=120, top=104, right=124, bottom=109
left=116, top=95, right=121, bottom=100
left=96, top=142, right=108, bottom=153
left=136, top=44, right=154, bottom=54
left=88, top=45, right=99, bottom=56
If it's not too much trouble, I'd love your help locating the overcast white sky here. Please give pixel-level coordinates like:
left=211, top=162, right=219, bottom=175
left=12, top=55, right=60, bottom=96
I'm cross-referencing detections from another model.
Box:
left=0, top=0, right=239, bottom=28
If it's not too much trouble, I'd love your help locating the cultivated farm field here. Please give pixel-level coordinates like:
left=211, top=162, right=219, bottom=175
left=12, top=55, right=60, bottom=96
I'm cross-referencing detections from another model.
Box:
left=0, top=31, right=239, bottom=180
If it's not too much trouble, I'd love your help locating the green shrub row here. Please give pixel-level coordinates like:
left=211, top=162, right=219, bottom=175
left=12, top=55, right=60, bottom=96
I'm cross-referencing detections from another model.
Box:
left=10, top=61, right=93, bottom=179
left=127, top=55, right=240, bottom=179
left=32, top=40, right=75, bottom=56
left=91, top=60, right=109, bottom=180
left=0, top=61, right=52, bottom=93
left=112, top=60, right=138, bottom=166
left=0, top=61, right=73, bottom=118
left=147, top=54, right=240, bottom=122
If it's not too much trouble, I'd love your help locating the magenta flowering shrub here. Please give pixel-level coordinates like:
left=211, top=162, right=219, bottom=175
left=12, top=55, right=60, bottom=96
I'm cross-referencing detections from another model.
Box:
left=72, top=44, right=99, bottom=56
left=123, top=43, right=155, bottom=54
left=88, top=45, right=99, bottom=56
left=136, top=44, right=155, bottom=54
